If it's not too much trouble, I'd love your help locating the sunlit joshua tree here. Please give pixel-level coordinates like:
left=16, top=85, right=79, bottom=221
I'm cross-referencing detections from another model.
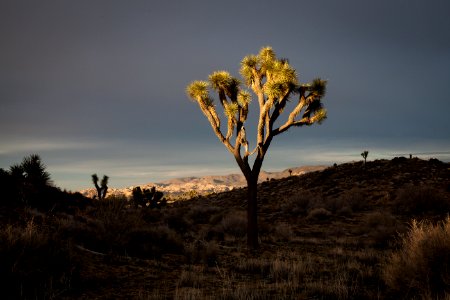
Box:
left=92, top=174, right=109, bottom=200
left=187, top=46, right=328, bottom=249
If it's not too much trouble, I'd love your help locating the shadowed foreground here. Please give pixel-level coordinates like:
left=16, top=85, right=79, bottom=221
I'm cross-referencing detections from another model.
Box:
left=1, top=158, right=449, bottom=299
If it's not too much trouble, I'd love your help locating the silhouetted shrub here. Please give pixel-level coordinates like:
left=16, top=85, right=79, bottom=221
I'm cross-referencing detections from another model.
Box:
left=127, top=225, right=184, bottom=258
left=184, top=240, right=219, bottom=266
left=306, top=207, right=332, bottom=221
left=359, top=211, right=404, bottom=248
left=393, top=184, right=450, bottom=215
left=219, top=210, right=247, bottom=238
left=280, top=190, right=319, bottom=216
left=164, top=207, right=193, bottom=233
left=270, top=222, right=295, bottom=242
left=340, top=188, right=367, bottom=211
left=0, top=155, right=90, bottom=211
left=186, top=204, right=222, bottom=224
left=383, top=217, right=450, bottom=298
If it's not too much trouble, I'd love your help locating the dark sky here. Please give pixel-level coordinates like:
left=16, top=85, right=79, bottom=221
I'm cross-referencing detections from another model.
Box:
left=1, top=0, right=449, bottom=190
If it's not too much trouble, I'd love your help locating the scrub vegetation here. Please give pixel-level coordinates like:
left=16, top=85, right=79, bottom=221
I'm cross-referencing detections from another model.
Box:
left=0, top=155, right=449, bottom=299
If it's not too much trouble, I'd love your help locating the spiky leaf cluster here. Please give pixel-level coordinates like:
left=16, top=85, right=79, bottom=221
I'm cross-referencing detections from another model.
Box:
left=224, top=102, right=239, bottom=119
left=186, top=81, right=209, bottom=101
left=209, top=71, right=239, bottom=100
left=308, top=78, right=327, bottom=98
left=240, top=46, right=298, bottom=106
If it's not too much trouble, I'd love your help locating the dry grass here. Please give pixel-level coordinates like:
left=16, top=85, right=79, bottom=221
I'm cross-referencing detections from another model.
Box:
left=383, top=217, right=450, bottom=298
left=0, top=218, right=79, bottom=299
left=1, top=158, right=448, bottom=299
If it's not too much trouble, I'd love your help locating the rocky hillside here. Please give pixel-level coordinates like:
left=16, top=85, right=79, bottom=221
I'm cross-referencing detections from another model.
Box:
left=80, top=165, right=327, bottom=199
left=3, top=157, right=450, bottom=299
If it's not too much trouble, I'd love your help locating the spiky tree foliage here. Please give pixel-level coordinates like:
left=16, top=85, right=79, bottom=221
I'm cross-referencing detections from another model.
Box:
left=92, top=174, right=109, bottom=200
left=187, top=47, right=328, bottom=249
left=23, top=155, right=50, bottom=186
left=1, top=154, right=53, bottom=206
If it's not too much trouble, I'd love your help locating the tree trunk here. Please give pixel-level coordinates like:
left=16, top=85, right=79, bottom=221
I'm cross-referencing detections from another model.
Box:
left=246, top=176, right=259, bottom=249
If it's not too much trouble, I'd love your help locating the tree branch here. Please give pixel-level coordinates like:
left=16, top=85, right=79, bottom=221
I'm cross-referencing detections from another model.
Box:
left=198, top=101, right=234, bottom=152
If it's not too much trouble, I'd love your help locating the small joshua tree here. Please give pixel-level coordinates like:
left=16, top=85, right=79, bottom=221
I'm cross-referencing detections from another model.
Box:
left=92, top=174, right=109, bottom=200
left=187, top=46, right=328, bottom=249
left=361, top=150, right=369, bottom=167
left=288, top=169, right=293, bottom=176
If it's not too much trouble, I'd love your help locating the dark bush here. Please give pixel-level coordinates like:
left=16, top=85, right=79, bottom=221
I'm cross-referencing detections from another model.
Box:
left=127, top=225, right=184, bottom=258
left=393, top=184, right=450, bottom=215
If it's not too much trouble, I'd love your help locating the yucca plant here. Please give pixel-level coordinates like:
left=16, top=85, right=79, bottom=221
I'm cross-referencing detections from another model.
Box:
left=186, top=47, right=328, bottom=249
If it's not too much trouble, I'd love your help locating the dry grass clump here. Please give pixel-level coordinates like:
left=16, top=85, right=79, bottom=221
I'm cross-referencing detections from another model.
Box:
left=184, top=240, right=220, bottom=266
left=186, top=204, right=222, bottom=224
left=127, top=224, right=184, bottom=258
left=269, top=222, right=296, bottom=242
left=278, top=190, right=319, bottom=216
left=339, top=188, right=367, bottom=212
left=163, top=206, right=194, bottom=233
left=306, top=207, right=332, bottom=221
left=358, top=211, right=405, bottom=248
left=383, top=217, right=450, bottom=298
left=176, top=267, right=206, bottom=289
left=218, top=210, right=247, bottom=239
left=393, top=184, right=450, bottom=215
left=0, top=218, right=79, bottom=299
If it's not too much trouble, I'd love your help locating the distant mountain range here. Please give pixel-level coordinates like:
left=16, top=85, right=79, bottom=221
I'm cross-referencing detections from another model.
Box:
left=80, top=165, right=328, bottom=199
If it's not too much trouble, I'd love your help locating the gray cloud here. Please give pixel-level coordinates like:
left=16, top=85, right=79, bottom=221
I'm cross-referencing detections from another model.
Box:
left=1, top=0, right=449, bottom=190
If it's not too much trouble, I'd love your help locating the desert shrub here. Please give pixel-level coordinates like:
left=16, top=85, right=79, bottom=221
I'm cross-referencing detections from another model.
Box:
left=383, top=217, right=450, bottom=298
left=340, top=188, right=367, bottom=211
left=127, top=225, right=184, bottom=258
left=306, top=207, right=332, bottom=221
left=0, top=219, right=79, bottom=299
left=270, top=257, right=305, bottom=283
left=140, top=207, right=164, bottom=223
left=184, top=240, right=219, bottom=266
left=393, top=184, right=450, bottom=215
left=359, top=211, right=404, bottom=248
left=186, top=204, right=222, bottom=224
left=164, top=207, right=193, bottom=233
left=219, top=210, right=247, bottom=238
left=323, top=197, right=353, bottom=216
left=279, top=190, right=320, bottom=216
left=270, top=222, right=296, bottom=242
left=176, top=268, right=205, bottom=289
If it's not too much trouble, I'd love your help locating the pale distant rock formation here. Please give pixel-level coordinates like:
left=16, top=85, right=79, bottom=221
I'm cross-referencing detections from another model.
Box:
left=80, top=165, right=327, bottom=199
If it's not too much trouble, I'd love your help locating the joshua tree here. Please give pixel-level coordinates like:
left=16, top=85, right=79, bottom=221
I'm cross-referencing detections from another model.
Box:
left=288, top=169, right=293, bottom=176
left=361, top=150, right=369, bottom=167
left=187, top=46, right=328, bottom=249
left=92, top=174, right=109, bottom=200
